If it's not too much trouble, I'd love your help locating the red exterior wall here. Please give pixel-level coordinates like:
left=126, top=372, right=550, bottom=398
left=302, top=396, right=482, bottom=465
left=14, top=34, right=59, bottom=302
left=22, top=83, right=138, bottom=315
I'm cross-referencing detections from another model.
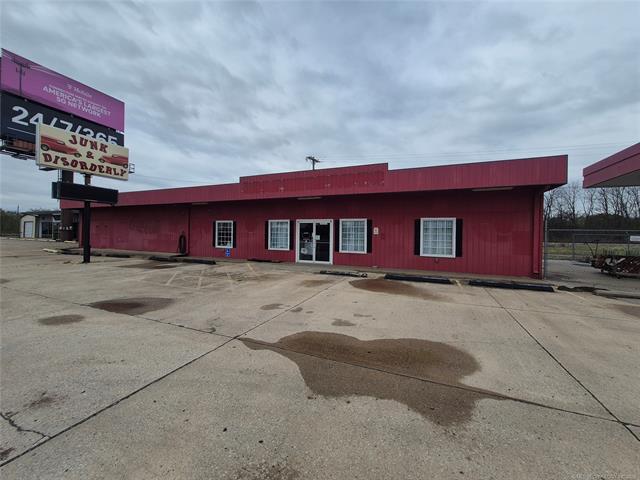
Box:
left=88, top=188, right=544, bottom=277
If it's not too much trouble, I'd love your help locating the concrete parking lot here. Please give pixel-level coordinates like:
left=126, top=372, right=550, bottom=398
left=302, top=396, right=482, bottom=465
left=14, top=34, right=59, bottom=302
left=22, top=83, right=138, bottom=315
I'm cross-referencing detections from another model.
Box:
left=1, top=238, right=638, bottom=479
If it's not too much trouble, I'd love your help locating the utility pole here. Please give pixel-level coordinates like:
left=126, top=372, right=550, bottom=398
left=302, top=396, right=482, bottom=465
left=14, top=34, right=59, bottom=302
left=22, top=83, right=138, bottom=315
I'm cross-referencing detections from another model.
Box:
left=82, top=174, right=91, bottom=263
left=306, top=156, right=321, bottom=170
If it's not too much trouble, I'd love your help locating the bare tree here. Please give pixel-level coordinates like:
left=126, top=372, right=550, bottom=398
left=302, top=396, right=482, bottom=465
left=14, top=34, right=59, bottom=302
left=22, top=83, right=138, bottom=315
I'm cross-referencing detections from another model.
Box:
left=581, top=187, right=597, bottom=220
left=627, top=187, right=640, bottom=218
left=559, top=181, right=581, bottom=224
left=597, top=188, right=610, bottom=216
left=544, top=188, right=560, bottom=220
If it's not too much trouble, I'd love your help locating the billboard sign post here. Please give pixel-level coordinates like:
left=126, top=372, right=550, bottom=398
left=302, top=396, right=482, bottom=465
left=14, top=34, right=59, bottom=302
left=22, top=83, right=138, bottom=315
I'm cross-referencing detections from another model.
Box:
left=36, top=123, right=129, bottom=181
left=1, top=50, right=129, bottom=263
left=33, top=124, right=129, bottom=264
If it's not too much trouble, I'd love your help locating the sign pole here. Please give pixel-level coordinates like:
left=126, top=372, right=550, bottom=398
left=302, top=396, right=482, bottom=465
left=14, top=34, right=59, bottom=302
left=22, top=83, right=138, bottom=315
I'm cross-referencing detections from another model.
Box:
left=82, top=174, right=92, bottom=264
left=60, top=170, right=74, bottom=241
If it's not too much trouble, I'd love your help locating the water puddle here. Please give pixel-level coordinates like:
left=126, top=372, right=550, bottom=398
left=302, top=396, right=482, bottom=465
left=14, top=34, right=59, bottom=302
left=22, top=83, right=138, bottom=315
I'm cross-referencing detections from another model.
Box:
left=241, top=331, right=499, bottom=425
left=332, top=319, right=356, bottom=326
left=89, top=297, right=173, bottom=315
left=261, top=303, right=285, bottom=311
left=38, top=314, right=84, bottom=326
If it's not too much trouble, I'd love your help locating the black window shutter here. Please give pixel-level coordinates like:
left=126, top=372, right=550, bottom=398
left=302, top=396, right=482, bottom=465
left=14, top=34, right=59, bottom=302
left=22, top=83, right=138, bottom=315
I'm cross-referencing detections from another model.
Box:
left=366, top=219, right=372, bottom=253
left=212, top=220, right=217, bottom=247
left=289, top=220, right=295, bottom=250
left=334, top=219, right=340, bottom=251
left=414, top=219, right=421, bottom=255
left=232, top=221, right=237, bottom=248
left=264, top=221, right=269, bottom=249
left=456, top=219, right=463, bottom=257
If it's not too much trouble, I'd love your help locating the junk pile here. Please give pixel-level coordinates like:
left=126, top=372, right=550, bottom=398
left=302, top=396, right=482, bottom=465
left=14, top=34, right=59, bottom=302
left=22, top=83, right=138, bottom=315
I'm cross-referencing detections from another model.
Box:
left=592, top=254, right=640, bottom=278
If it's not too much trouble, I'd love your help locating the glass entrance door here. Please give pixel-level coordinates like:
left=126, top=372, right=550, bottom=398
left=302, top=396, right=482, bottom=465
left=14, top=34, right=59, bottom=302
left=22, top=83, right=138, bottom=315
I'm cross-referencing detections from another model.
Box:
left=296, top=220, right=333, bottom=264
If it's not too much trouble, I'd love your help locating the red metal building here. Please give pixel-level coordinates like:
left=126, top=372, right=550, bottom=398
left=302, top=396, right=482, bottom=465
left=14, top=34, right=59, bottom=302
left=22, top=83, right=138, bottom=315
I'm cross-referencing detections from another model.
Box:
left=63, top=155, right=567, bottom=278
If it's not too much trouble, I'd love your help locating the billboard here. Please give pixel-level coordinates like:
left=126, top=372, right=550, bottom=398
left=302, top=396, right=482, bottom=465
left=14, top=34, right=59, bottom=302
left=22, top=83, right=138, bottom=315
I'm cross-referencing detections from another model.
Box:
left=1, top=49, right=125, bottom=131
left=36, top=123, right=129, bottom=180
left=1, top=92, right=124, bottom=146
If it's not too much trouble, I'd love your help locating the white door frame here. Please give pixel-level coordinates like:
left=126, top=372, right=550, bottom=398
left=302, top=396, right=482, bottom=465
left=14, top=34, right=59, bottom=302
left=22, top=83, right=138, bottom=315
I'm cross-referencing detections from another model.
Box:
left=295, top=219, right=333, bottom=264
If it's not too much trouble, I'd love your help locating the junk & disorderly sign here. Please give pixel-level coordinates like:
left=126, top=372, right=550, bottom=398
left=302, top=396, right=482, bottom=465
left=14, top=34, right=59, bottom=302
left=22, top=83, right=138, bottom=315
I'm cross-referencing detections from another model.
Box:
left=36, top=123, right=129, bottom=180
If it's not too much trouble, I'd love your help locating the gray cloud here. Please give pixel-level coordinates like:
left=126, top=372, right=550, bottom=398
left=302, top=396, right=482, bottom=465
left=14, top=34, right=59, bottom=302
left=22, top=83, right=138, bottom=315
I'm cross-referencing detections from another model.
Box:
left=1, top=0, right=638, bottom=210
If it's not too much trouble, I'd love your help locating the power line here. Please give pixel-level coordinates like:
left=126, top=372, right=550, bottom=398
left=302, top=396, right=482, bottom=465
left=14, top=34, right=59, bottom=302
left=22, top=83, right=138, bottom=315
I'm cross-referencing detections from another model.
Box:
left=129, top=140, right=634, bottom=184
left=318, top=141, right=633, bottom=160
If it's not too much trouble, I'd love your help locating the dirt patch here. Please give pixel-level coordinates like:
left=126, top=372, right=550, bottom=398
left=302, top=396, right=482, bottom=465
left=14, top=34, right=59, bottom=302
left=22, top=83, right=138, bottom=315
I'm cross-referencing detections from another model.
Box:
left=291, top=307, right=303, bottom=313
left=241, top=331, right=499, bottom=425
left=25, top=392, right=57, bottom=409
left=332, top=319, right=356, bottom=327
left=0, top=447, right=15, bottom=461
left=300, top=279, right=334, bottom=288
left=89, top=297, right=174, bottom=315
left=349, top=278, right=440, bottom=300
left=38, top=314, right=85, bottom=326
left=614, top=304, right=640, bottom=318
left=118, top=261, right=179, bottom=270
left=261, top=303, right=285, bottom=310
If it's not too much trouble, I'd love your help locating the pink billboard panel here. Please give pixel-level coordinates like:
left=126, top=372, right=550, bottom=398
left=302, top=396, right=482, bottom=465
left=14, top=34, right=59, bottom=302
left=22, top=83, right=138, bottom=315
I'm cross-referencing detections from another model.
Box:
left=1, top=49, right=124, bottom=132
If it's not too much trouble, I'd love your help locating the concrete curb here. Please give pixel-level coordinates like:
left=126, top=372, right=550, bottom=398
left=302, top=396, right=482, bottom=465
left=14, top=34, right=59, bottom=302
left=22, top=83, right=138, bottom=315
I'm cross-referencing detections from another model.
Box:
left=384, top=273, right=452, bottom=284
left=317, top=270, right=367, bottom=278
left=594, top=290, right=640, bottom=300
left=468, top=279, right=555, bottom=293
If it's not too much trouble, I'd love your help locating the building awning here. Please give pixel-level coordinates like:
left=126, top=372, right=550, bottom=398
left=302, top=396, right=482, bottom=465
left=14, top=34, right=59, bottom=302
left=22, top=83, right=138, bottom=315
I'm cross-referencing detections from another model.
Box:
left=583, top=143, right=640, bottom=188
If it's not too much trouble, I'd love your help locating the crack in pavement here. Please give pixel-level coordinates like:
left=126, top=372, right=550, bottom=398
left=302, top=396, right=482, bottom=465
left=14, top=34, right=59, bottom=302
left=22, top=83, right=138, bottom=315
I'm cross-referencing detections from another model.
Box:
left=0, top=277, right=346, bottom=468
left=233, top=335, right=638, bottom=428
left=2, top=271, right=638, bottom=471
left=484, top=288, right=640, bottom=443
left=0, top=412, right=49, bottom=439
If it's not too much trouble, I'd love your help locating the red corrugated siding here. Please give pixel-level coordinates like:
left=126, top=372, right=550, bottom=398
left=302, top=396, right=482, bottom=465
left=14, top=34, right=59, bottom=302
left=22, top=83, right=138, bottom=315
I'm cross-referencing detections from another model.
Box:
left=88, top=188, right=543, bottom=277
left=63, top=155, right=567, bottom=210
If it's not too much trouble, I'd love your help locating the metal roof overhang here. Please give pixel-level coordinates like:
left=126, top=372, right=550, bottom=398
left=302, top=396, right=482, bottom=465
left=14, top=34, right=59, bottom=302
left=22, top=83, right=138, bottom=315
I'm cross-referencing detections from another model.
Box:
left=583, top=143, right=640, bottom=188
left=61, top=154, right=568, bottom=209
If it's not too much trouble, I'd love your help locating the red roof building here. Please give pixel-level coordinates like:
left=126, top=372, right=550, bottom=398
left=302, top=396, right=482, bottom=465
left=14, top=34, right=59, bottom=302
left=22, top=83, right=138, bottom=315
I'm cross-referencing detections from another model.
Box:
left=63, top=155, right=567, bottom=278
left=583, top=142, right=640, bottom=188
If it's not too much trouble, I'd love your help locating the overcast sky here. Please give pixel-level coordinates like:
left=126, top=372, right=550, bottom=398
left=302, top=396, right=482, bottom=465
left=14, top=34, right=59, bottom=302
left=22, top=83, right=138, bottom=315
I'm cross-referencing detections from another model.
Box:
left=1, top=0, right=638, bottom=211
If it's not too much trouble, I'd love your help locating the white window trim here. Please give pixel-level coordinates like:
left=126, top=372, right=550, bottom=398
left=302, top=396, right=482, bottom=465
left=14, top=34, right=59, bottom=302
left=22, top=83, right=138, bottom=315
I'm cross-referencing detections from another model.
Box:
left=215, top=220, right=234, bottom=249
left=419, top=217, right=456, bottom=258
left=295, top=219, right=333, bottom=265
left=268, top=219, right=290, bottom=251
left=339, top=218, right=368, bottom=254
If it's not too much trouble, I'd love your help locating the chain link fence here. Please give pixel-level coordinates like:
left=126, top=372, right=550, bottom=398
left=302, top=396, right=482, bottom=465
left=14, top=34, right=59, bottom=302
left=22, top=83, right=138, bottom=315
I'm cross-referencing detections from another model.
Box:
left=545, top=228, right=640, bottom=263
